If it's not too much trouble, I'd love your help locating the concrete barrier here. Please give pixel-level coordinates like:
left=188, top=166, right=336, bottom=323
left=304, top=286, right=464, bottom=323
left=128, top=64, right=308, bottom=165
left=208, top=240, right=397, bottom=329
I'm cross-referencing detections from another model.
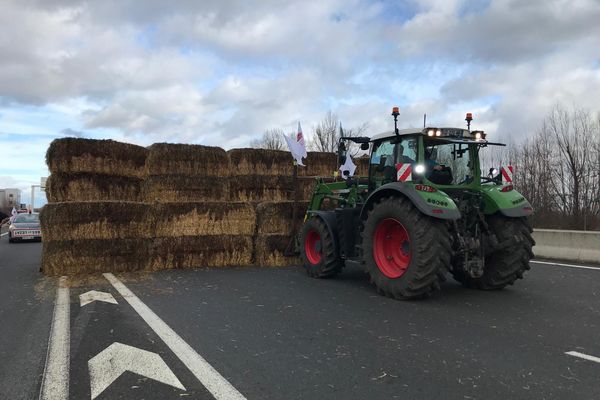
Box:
left=533, top=229, right=600, bottom=264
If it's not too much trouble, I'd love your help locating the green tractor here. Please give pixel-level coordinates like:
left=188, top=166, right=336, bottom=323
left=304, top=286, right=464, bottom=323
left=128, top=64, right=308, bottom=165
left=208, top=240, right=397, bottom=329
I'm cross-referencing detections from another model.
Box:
left=299, top=109, right=535, bottom=299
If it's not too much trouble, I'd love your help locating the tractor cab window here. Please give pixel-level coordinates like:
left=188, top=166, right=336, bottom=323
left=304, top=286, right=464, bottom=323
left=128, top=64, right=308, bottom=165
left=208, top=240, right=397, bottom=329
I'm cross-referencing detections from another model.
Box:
left=423, top=140, right=473, bottom=185
left=371, top=137, right=417, bottom=185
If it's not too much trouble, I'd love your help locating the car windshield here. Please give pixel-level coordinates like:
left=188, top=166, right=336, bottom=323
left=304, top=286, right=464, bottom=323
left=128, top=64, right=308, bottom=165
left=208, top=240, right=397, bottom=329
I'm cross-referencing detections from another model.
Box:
left=424, top=140, right=473, bottom=185
left=14, top=214, right=39, bottom=223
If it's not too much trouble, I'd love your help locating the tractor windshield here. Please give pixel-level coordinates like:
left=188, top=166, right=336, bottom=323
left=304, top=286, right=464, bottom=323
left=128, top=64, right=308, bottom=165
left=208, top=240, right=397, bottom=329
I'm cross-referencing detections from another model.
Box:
left=424, top=140, right=473, bottom=185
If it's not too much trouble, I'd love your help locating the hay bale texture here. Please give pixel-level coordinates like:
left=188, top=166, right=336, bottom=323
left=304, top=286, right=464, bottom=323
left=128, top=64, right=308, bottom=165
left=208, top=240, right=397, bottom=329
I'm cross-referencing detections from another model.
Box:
left=254, top=234, right=300, bottom=267
left=46, top=138, right=147, bottom=178
left=40, top=202, right=151, bottom=242
left=227, top=148, right=337, bottom=178
left=255, top=201, right=308, bottom=235
left=144, top=175, right=228, bottom=202
left=42, top=239, right=149, bottom=276
left=145, top=143, right=230, bottom=176
left=152, top=202, right=256, bottom=236
left=228, top=176, right=316, bottom=202
left=45, top=173, right=144, bottom=202
left=149, top=236, right=253, bottom=270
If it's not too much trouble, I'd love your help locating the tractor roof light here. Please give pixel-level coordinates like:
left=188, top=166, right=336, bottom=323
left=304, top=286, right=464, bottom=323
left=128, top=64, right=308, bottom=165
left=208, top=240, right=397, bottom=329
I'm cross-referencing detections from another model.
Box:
left=435, top=129, right=442, bottom=137
left=427, top=129, right=435, bottom=137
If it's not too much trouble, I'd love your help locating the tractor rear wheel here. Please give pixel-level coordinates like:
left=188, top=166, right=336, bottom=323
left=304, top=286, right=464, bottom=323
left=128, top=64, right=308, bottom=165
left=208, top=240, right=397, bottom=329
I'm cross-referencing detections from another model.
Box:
left=300, top=217, right=342, bottom=278
left=452, top=216, right=534, bottom=289
left=362, top=196, right=451, bottom=299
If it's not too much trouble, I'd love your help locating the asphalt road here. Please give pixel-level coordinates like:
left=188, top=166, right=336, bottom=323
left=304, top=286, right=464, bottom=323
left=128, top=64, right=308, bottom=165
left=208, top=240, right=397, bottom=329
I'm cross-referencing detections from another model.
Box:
left=1, top=233, right=599, bottom=399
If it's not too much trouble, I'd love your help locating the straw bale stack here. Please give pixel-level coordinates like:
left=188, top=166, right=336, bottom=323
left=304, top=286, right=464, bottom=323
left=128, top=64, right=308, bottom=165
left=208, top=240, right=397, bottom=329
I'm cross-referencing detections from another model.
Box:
left=227, top=148, right=291, bottom=176
left=145, top=143, right=230, bottom=176
left=41, top=239, right=150, bottom=276
left=40, top=201, right=151, bottom=242
left=46, top=138, right=147, bottom=178
left=299, top=152, right=337, bottom=177
left=228, top=176, right=317, bottom=202
left=45, top=173, right=144, bottom=202
left=355, top=156, right=370, bottom=176
left=255, top=201, right=308, bottom=235
left=152, top=202, right=256, bottom=237
left=149, top=235, right=253, bottom=270
left=254, top=234, right=300, bottom=267
left=144, top=175, right=228, bottom=202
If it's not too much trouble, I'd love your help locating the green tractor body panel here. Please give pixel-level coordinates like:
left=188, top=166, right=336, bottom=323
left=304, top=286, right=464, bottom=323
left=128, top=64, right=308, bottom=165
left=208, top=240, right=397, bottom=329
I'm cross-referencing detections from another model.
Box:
left=479, top=185, right=534, bottom=217
left=361, top=182, right=460, bottom=220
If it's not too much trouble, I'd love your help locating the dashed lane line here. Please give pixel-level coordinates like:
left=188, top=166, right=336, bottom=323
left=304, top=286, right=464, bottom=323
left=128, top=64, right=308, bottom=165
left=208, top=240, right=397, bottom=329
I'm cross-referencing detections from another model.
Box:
left=531, top=260, right=600, bottom=271
left=0, top=232, right=7, bottom=237
left=39, top=276, right=70, bottom=400
left=103, top=272, right=248, bottom=400
left=566, top=351, right=600, bottom=364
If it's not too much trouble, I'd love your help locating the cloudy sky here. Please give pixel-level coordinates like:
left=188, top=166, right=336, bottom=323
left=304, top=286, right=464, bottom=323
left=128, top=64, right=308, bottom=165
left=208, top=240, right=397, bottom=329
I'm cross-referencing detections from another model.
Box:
left=1, top=0, right=600, bottom=207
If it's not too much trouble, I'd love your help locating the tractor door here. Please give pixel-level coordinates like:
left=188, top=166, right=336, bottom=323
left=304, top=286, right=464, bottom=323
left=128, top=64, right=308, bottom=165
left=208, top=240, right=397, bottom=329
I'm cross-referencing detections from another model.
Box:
left=369, top=137, right=418, bottom=190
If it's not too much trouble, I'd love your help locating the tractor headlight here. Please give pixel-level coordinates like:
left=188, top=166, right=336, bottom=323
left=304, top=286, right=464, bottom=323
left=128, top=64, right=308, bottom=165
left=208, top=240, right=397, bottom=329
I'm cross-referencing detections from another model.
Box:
left=475, top=132, right=482, bottom=140
left=435, top=129, right=442, bottom=137
left=427, top=129, right=435, bottom=137
left=414, top=164, right=426, bottom=174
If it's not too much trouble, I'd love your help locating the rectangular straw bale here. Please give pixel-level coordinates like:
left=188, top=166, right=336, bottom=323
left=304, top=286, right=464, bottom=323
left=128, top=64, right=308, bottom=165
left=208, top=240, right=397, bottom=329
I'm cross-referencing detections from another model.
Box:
left=227, top=148, right=292, bottom=176
left=355, top=156, right=370, bottom=176
left=152, top=202, right=256, bottom=236
left=228, top=176, right=316, bottom=202
left=149, top=235, right=253, bottom=270
left=40, top=201, right=152, bottom=242
left=45, top=173, right=144, bottom=203
left=144, top=175, right=229, bottom=202
left=145, top=143, right=230, bottom=176
left=255, top=201, right=309, bottom=235
left=46, top=138, right=147, bottom=178
left=41, top=238, right=150, bottom=276
left=254, top=234, right=300, bottom=267
left=299, top=152, right=337, bottom=177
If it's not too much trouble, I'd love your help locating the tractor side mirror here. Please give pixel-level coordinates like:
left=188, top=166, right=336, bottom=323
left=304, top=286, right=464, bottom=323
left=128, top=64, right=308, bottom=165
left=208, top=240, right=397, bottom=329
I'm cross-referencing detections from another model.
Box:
left=360, top=142, right=370, bottom=151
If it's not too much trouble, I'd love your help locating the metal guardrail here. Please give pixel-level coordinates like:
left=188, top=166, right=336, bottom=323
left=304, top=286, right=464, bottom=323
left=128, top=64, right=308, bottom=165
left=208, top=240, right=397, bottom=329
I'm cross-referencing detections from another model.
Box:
left=533, top=229, right=600, bottom=264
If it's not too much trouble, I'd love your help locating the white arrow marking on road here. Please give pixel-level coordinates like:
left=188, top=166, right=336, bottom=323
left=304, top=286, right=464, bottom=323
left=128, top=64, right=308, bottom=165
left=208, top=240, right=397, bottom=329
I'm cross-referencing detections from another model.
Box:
left=88, top=342, right=185, bottom=399
left=79, top=290, right=118, bottom=307
left=566, top=351, right=600, bottom=364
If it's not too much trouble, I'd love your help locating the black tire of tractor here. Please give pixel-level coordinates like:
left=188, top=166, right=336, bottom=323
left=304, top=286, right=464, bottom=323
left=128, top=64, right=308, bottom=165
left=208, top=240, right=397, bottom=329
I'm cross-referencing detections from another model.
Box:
left=362, top=196, right=452, bottom=300
left=452, top=215, right=534, bottom=290
left=300, top=217, right=343, bottom=278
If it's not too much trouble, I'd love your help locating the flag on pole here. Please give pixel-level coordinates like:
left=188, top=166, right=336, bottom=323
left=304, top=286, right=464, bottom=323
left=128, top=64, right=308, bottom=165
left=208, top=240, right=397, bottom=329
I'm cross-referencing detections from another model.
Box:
left=10, top=207, right=17, bottom=223
left=339, top=154, right=357, bottom=178
left=284, top=122, right=307, bottom=166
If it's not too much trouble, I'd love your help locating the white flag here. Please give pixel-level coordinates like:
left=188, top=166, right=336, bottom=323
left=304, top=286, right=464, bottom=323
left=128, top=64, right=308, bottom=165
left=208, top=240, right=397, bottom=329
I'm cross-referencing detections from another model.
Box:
left=9, top=207, right=17, bottom=223
left=339, top=154, right=357, bottom=178
left=284, top=122, right=307, bottom=166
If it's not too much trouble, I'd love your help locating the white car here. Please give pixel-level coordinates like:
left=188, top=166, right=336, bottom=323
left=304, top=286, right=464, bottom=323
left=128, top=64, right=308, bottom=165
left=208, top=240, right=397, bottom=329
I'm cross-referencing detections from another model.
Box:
left=8, top=213, right=42, bottom=243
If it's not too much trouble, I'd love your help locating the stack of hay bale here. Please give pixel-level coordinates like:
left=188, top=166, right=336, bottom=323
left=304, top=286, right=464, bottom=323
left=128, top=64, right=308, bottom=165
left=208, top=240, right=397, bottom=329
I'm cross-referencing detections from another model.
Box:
left=42, top=139, right=150, bottom=275
left=40, top=138, right=368, bottom=275
left=145, top=144, right=254, bottom=269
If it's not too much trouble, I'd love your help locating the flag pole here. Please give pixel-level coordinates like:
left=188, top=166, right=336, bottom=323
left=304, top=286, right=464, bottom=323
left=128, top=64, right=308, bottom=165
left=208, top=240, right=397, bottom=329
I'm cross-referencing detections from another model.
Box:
left=285, top=158, right=299, bottom=256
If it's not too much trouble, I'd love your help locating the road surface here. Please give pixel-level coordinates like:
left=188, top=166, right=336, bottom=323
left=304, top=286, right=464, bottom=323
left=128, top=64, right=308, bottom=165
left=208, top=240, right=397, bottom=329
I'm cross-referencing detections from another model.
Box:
left=0, top=233, right=598, bottom=399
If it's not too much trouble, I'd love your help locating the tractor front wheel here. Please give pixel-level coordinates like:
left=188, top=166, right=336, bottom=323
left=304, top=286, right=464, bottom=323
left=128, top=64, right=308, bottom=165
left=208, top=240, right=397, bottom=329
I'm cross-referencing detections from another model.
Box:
left=362, top=196, right=451, bottom=299
left=300, top=217, right=342, bottom=278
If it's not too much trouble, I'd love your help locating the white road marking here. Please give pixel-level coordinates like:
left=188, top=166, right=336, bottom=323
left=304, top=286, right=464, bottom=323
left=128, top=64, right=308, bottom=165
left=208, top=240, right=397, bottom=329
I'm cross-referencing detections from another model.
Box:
left=89, top=342, right=185, bottom=399
left=566, top=351, right=600, bottom=364
left=39, top=276, right=70, bottom=400
left=79, top=290, right=118, bottom=307
left=103, top=273, right=247, bottom=400
left=0, top=232, right=7, bottom=237
left=531, top=260, right=600, bottom=271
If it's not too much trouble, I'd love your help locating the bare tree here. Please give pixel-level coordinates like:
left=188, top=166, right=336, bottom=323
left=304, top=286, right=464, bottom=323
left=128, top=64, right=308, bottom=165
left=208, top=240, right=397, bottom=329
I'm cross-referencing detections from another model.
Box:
left=250, top=128, right=285, bottom=150
left=309, top=111, right=369, bottom=156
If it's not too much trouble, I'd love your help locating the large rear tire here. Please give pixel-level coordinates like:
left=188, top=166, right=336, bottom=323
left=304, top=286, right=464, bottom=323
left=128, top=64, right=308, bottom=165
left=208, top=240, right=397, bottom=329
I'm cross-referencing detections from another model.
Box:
left=362, top=196, right=451, bottom=300
left=452, top=215, right=534, bottom=289
left=300, top=217, right=342, bottom=278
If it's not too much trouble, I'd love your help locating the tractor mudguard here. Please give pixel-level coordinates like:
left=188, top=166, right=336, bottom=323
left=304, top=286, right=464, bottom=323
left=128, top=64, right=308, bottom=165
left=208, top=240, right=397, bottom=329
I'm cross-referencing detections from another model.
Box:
left=305, top=210, right=340, bottom=255
left=360, top=182, right=461, bottom=220
left=480, top=185, right=534, bottom=218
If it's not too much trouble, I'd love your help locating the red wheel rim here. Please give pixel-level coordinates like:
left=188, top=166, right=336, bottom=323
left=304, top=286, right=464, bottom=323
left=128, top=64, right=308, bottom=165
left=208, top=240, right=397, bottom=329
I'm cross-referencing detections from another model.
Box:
left=304, top=230, right=322, bottom=265
left=373, top=218, right=411, bottom=278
